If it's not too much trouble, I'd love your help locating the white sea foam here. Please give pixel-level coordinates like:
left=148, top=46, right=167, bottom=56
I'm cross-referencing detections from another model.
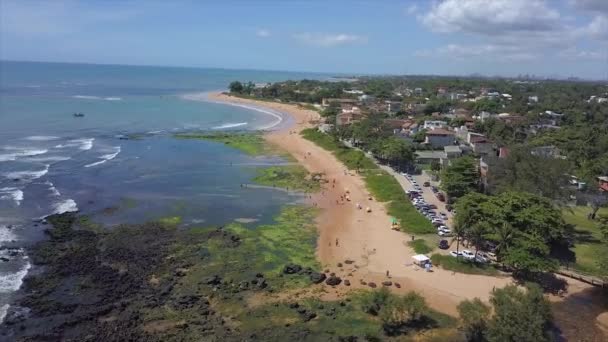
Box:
left=84, top=146, right=121, bottom=168
left=147, top=130, right=164, bottom=134
left=56, top=138, right=94, bottom=151
left=212, top=122, right=248, bottom=129
left=73, top=95, right=101, bottom=100
left=0, top=188, right=24, bottom=206
left=53, top=199, right=78, bottom=214
left=0, top=225, right=17, bottom=243
left=0, top=148, right=48, bottom=162
left=104, top=97, right=122, bottom=101
left=4, top=165, right=49, bottom=180
left=45, top=181, right=61, bottom=197
left=0, top=261, right=31, bottom=293
left=183, top=93, right=284, bottom=130
left=0, top=304, right=9, bottom=324
left=23, top=136, right=59, bottom=141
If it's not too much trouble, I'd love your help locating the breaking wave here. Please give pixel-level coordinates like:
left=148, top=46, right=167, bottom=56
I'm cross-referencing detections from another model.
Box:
left=84, top=146, right=121, bottom=168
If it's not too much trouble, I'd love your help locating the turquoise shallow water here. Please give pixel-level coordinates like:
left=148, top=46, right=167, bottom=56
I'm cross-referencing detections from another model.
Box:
left=0, top=61, right=327, bottom=321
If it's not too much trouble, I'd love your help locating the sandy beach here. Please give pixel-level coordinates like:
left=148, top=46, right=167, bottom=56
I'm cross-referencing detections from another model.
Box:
left=206, top=92, right=596, bottom=317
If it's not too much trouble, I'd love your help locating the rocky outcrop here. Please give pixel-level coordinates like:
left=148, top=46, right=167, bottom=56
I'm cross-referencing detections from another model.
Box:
left=309, top=272, right=326, bottom=284
left=325, top=276, right=342, bottom=286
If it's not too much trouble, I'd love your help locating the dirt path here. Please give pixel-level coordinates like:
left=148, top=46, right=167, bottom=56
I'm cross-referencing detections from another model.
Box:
left=205, top=92, right=592, bottom=318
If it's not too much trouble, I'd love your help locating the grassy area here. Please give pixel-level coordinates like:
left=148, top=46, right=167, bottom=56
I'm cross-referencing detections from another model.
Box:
left=562, top=206, right=608, bottom=277
left=253, top=165, right=320, bottom=193
left=408, top=239, right=434, bottom=254
left=174, top=132, right=271, bottom=156
left=430, top=254, right=499, bottom=276
left=301, top=128, right=435, bottom=234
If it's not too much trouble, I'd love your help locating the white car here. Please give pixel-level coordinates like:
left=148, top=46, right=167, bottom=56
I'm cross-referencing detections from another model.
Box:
left=440, top=213, right=448, bottom=220
left=438, top=230, right=451, bottom=237
left=450, top=251, right=463, bottom=258
left=461, top=250, right=475, bottom=260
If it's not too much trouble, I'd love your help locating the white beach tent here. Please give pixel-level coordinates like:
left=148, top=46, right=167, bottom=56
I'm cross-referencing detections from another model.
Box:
left=411, top=254, right=430, bottom=267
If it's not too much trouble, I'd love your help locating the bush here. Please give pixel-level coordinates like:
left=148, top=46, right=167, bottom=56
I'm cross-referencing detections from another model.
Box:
left=380, top=292, right=428, bottom=335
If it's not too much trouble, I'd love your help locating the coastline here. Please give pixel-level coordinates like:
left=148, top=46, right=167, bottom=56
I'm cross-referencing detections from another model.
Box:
left=207, top=91, right=515, bottom=316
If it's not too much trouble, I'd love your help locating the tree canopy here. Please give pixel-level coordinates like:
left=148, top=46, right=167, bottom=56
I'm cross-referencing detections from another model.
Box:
left=441, top=156, right=479, bottom=200
left=454, top=191, right=569, bottom=274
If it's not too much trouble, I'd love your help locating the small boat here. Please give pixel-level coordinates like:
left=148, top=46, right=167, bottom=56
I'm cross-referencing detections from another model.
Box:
left=73, top=112, right=85, bottom=117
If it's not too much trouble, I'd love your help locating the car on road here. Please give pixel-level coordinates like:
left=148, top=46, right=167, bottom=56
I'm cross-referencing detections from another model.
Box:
left=436, top=192, right=446, bottom=202
left=423, top=181, right=430, bottom=187
left=461, top=250, right=475, bottom=260
left=440, top=213, right=448, bottom=220
left=438, top=240, right=449, bottom=249
left=450, top=251, right=463, bottom=258
left=475, top=255, right=489, bottom=263
left=438, top=228, right=451, bottom=236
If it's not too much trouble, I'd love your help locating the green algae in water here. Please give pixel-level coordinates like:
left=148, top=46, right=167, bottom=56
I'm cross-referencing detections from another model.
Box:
left=174, top=132, right=270, bottom=156
left=253, top=165, right=320, bottom=193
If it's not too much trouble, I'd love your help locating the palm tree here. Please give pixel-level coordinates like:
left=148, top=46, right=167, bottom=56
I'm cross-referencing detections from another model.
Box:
left=493, top=222, right=515, bottom=262
left=468, top=222, right=490, bottom=261
left=452, top=223, right=467, bottom=257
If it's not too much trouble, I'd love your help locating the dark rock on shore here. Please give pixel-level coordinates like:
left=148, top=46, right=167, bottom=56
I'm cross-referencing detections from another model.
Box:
left=282, top=264, right=302, bottom=274
left=382, top=281, right=392, bottom=287
left=325, top=276, right=342, bottom=286
left=343, top=280, right=351, bottom=286
left=310, top=272, right=326, bottom=284
left=368, top=282, right=377, bottom=288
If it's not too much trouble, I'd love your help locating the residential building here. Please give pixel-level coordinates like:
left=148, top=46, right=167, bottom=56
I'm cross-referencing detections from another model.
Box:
left=425, top=128, right=455, bottom=148
left=321, top=98, right=357, bottom=108
left=415, top=151, right=447, bottom=165
left=336, top=112, right=365, bottom=126
left=414, top=87, right=423, bottom=95
left=341, top=105, right=361, bottom=114
left=444, top=145, right=462, bottom=158
left=358, top=94, right=376, bottom=103
left=423, top=120, right=447, bottom=130
left=385, top=101, right=402, bottom=114
left=343, top=89, right=364, bottom=95
left=531, top=145, right=562, bottom=158
left=528, top=95, right=539, bottom=103
left=469, top=135, right=494, bottom=155
left=384, top=119, right=410, bottom=131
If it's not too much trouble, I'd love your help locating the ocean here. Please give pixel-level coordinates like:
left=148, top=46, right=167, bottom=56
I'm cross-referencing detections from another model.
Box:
left=0, top=61, right=327, bottom=322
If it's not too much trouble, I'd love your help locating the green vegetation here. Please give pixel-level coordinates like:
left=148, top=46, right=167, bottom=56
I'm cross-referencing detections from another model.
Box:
left=430, top=254, right=499, bottom=276
left=454, top=192, right=569, bottom=276
left=408, top=239, right=433, bottom=254
left=157, top=215, right=182, bottom=227
left=457, top=284, right=552, bottom=342
left=253, top=165, right=320, bottom=193
left=175, top=132, right=272, bottom=156
left=562, top=206, right=608, bottom=277
left=440, top=156, right=479, bottom=201
left=302, top=128, right=435, bottom=234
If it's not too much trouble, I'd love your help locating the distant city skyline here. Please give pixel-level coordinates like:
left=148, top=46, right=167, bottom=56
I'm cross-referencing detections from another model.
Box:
left=1, top=0, right=607, bottom=79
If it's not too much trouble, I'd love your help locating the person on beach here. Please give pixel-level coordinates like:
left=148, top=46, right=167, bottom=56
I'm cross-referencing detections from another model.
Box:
left=336, top=238, right=339, bottom=246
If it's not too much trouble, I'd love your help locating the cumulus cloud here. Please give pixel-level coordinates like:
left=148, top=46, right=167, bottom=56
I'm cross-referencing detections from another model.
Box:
left=420, top=0, right=562, bottom=35
left=405, top=4, right=418, bottom=15
left=416, top=0, right=607, bottom=62
left=293, top=33, right=366, bottom=47
left=256, top=28, right=271, bottom=38
left=559, top=47, right=606, bottom=60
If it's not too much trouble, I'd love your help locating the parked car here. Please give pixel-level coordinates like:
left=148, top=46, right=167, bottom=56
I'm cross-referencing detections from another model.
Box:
left=436, top=192, right=446, bottom=202
left=440, top=213, right=448, bottom=220
left=423, top=181, right=430, bottom=187
left=431, top=186, right=438, bottom=193
left=475, top=255, right=489, bottom=263
left=428, top=204, right=437, bottom=209
left=461, top=250, right=475, bottom=260
left=438, top=230, right=452, bottom=237
left=450, top=251, right=463, bottom=258
left=438, top=240, right=449, bottom=249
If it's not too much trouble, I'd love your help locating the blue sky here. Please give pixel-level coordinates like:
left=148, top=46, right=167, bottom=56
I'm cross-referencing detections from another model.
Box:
left=1, top=0, right=607, bottom=78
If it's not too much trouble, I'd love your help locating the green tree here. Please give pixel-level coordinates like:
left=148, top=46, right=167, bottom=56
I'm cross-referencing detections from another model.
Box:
left=487, top=284, right=552, bottom=342
left=360, top=287, right=391, bottom=316
left=441, top=156, right=479, bottom=200
left=373, top=136, right=414, bottom=170
left=229, top=81, right=244, bottom=94
left=457, top=298, right=491, bottom=342
left=380, top=292, right=428, bottom=335
left=430, top=159, right=441, bottom=172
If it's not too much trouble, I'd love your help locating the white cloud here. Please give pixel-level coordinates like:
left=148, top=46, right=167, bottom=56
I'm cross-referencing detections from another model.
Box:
left=583, top=15, right=608, bottom=40
left=293, top=33, right=365, bottom=47
left=405, top=4, right=418, bottom=15
left=256, top=28, right=271, bottom=38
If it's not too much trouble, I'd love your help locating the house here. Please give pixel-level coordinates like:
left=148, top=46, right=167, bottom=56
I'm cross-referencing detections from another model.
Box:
left=343, top=89, right=364, bottom=95
left=454, top=126, right=470, bottom=142
left=469, top=135, right=494, bottom=155
left=358, top=94, right=376, bottom=103
left=322, top=98, right=357, bottom=108
left=383, top=119, right=410, bottom=131
left=453, top=108, right=472, bottom=118
left=415, top=150, right=447, bottom=165
left=497, top=114, right=526, bottom=125
left=531, top=145, right=562, bottom=158
left=528, top=95, right=539, bottom=103
left=336, top=112, right=365, bottom=126
left=425, top=128, right=455, bottom=148
left=414, top=87, right=423, bottom=95
left=487, top=91, right=500, bottom=99
left=437, top=87, right=448, bottom=95
left=598, top=176, right=608, bottom=192
left=385, top=101, right=402, bottom=114
left=444, top=145, right=462, bottom=158
left=448, top=93, right=467, bottom=101
left=401, top=121, right=419, bottom=135
left=341, top=105, right=362, bottom=114
left=501, top=93, right=512, bottom=100
left=423, top=120, right=447, bottom=130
